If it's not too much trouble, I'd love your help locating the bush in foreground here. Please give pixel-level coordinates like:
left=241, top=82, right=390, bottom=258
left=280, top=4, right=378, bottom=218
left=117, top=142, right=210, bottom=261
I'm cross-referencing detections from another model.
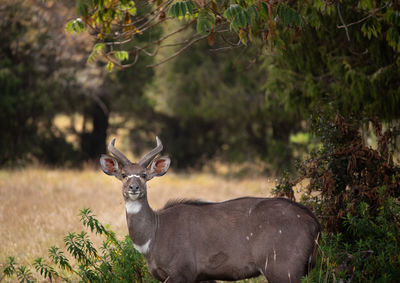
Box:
left=1, top=208, right=156, bottom=282
left=274, top=114, right=400, bottom=282
left=303, top=196, right=400, bottom=283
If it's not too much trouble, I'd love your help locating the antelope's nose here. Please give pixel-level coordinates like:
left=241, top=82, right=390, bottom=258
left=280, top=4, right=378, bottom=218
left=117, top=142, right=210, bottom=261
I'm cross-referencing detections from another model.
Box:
left=129, top=184, right=139, bottom=191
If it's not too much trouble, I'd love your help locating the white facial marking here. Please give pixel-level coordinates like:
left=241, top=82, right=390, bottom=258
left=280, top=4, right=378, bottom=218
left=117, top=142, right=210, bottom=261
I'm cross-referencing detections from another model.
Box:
left=134, top=239, right=151, bottom=254
left=127, top=174, right=141, bottom=179
left=125, top=201, right=142, bottom=214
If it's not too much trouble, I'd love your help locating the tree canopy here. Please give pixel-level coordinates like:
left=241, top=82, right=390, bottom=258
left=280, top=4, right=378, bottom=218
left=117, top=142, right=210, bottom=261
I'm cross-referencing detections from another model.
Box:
left=2, top=0, right=399, bottom=168
left=69, top=1, right=399, bottom=62
left=67, top=0, right=400, bottom=121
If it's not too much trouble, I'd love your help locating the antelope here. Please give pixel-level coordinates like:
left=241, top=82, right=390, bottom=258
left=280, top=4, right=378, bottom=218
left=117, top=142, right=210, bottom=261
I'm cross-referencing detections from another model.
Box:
left=100, top=137, right=321, bottom=283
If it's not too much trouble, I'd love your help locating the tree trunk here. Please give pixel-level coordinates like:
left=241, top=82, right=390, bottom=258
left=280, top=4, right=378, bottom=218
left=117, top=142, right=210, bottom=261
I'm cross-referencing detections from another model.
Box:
left=81, top=100, right=109, bottom=160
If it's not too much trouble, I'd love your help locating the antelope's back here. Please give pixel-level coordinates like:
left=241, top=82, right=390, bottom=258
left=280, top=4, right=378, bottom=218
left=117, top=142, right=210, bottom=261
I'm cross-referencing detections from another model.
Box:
left=156, top=197, right=320, bottom=257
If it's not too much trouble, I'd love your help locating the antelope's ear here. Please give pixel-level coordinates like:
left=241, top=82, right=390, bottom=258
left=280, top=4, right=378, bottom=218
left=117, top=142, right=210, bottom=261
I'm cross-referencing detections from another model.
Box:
left=100, top=154, right=121, bottom=178
left=148, top=156, right=170, bottom=180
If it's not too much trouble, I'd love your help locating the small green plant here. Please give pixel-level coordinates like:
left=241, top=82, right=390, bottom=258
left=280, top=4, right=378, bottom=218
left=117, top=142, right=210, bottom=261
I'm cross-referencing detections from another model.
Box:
left=1, top=208, right=156, bottom=282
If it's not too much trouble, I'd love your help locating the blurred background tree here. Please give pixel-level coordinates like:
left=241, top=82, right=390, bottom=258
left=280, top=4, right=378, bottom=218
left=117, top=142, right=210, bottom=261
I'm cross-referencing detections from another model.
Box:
left=0, top=0, right=160, bottom=166
left=0, top=0, right=103, bottom=165
left=146, top=34, right=303, bottom=171
left=0, top=0, right=66, bottom=165
left=1, top=0, right=399, bottom=173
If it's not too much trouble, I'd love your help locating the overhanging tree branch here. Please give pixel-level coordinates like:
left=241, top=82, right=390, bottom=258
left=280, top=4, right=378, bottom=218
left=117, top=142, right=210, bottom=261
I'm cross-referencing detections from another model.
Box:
left=146, top=33, right=209, bottom=68
left=337, top=1, right=350, bottom=42
left=337, top=2, right=390, bottom=29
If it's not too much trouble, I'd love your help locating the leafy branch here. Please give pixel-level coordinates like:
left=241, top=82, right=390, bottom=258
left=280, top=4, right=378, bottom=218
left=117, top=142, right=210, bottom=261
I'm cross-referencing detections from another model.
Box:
left=66, top=0, right=305, bottom=70
left=1, top=208, right=155, bottom=282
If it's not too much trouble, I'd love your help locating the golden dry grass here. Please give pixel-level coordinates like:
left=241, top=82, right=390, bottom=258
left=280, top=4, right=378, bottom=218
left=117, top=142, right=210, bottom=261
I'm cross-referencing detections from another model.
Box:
left=0, top=167, right=275, bottom=265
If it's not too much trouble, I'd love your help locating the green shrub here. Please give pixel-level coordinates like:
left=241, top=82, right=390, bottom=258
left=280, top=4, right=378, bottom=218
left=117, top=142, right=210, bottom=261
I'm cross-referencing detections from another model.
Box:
left=1, top=208, right=156, bottom=282
left=303, top=196, right=400, bottom=283
left=272, top=114, right=400, bottom=282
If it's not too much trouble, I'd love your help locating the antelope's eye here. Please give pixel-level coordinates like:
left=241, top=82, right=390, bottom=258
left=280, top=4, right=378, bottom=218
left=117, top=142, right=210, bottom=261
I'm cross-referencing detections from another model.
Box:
left=121, top=173, right=127, bottom=178
left=141, top=173, right=147, bottom=179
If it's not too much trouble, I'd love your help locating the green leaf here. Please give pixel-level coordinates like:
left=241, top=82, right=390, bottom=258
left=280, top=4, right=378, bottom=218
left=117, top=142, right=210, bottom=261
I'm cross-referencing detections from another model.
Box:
left=386, top=27, right=400, bottom=52
left=196, top=8, right=215, bottom=34
left=246, top=5, right=258, bottom=26
left=180, top=2, right=187, bottom=17
left=223, top=4, right=243, bottom=21
left=3, top=257, right=17, bottom=276
left=16, top=265, right=33, bottom=282
left=94, top=43, right=105, bottom=52
left=276, top=3, right=303, bottom=27
left=169, top=1, right=196, bottom=18
left=259, top=2, right=269, bottom=21
left=128, top=7, right=137, bottom=16
left=237, top=9, right=247, bottom=28
left=33, top=258, right=59, bottom=281
left=120, top=0, right=136, bottom=13
left=169, top=3, right=175, bottom=17
left=389, top=10, right=400, bottom=26
left=106, top=61, right=114, bottom=72
left=223, top=4, right=250, bottom=31
left=65, top=20, right=73, bottom=32
left=168, top=2, right=179, bottom=17
left=239, top=29, right=248, bottom=45
left=357, top=0, right=374, bottom=10
left=87, top=43, right=105, bottom=63
left=76, top=0, right=88, bottom=17
left=65, top=18, right=85, bottom=34
left=114, top=51, right=129, bottom=61
left=187, top=0, right=194, bottom=14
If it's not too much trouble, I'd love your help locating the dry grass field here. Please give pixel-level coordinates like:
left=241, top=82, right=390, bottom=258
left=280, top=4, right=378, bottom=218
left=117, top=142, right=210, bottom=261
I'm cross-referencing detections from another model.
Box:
left=0, top=167, right=275, bottom=270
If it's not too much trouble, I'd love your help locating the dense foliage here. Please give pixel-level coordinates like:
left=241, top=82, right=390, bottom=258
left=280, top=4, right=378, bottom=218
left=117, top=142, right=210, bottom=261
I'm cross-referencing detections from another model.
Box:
left=0, top=0, right=73, bottom=165
left=304, top=197, right=400, bottom=282
left=274, top=113, right=400, bottom=282
left=2, top=0, right=399, bottom=169
left=60, top=0, right=400, bottom=168
left=266, top=0, right=400, bottom=121
left=0, top=0, right=159, bottom=166
left=146, top=35, right=303, bottom=170
left=297, top=114, right=400, bottom=233
left=1, top=208, right=155, bottom=282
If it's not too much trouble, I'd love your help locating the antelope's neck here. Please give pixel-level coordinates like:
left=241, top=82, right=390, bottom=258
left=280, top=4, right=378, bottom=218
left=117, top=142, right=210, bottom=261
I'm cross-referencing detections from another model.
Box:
left=125, top=197, right=157, bottom=255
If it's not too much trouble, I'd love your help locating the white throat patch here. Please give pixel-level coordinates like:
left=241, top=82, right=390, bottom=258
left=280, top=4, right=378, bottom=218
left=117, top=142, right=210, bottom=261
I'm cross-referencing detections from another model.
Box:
left=125, top=201, right=142, bottom=214
left=134, top=239, right=151, bottom=254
